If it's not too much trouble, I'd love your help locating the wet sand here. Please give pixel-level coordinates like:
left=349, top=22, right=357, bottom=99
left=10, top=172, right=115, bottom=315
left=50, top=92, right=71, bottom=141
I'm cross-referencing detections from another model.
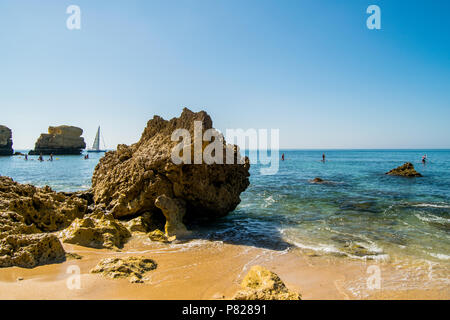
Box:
left=0, top=234, right=448, bottom=300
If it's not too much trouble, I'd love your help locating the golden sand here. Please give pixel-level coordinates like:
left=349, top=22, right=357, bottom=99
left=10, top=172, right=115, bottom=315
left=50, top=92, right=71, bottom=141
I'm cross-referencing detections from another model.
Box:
left=0, top=234, right=448, bottom=300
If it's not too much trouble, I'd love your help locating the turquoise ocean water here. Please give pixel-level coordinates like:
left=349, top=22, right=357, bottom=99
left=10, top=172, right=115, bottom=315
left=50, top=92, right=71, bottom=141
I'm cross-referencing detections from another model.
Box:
left=1, top=149, right=449, bottom=266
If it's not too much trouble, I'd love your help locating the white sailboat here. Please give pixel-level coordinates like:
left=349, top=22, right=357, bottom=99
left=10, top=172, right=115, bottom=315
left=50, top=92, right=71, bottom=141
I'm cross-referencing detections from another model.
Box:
left=88, top=126, right=106, bottom=153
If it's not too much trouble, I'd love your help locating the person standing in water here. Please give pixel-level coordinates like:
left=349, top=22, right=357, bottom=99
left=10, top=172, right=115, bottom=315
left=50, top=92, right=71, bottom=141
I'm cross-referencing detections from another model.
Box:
left=322, top=153, right=326, bottom=162
left=24, top=154, right=28, bottom=161
left=422, top=154, right=427, bottom=164
left=38, top=153, right=43, bottom=162
left=49, top=153, right=53, bottom=161
left=281, top=153, right=285, bottom=161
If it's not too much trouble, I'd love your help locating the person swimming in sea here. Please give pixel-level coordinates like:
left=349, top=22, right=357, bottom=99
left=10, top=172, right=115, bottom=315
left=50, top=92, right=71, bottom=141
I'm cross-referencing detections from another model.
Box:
left=322, top=153, right=326, bottom=162
left=49, top=153, right=53, bottom=161
left=38, top=153, right=43, bottom=162
left=281, top=153, right=285, bottom=161
left=24, top=154, right=28, bottom=161
left=422, top=154, right=427, bottom=164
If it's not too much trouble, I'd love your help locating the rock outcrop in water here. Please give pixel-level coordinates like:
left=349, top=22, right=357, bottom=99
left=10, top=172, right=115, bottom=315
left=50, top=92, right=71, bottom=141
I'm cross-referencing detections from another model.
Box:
left=233, top=266, right=301, bottom=300
left=92, top=108, right=250, bottom=239
left=91, top=256, right=157, bottom=283
left=0, top=125, right=13, bottom=156
left=29, top=125, right=86, bottom=155
left=309, top=177, right=336, bottom=185
left=0, top=177, right=88, bottom=268
left=386, top=162, right=423, bottom=177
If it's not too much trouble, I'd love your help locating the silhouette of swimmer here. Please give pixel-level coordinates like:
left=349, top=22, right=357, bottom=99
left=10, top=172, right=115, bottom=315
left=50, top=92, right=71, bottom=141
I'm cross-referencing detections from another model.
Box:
left=322, top=153, right=326, bottom=162
left=422, top=154, right=427, bottom=164
left=281, top=153, right=285, bottom=161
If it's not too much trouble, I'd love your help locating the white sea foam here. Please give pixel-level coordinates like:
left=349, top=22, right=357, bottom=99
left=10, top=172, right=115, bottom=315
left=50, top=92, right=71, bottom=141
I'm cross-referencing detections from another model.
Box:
left=428, top=252, right=450, bottom=261
left=413, top=203, right=450, bottom=209
left=291, top=241, right=342, bottom=254
left=290, top=238, right=389, bottom=261
left=262, top=195, right=276, bottom=208
left=415, top=213, right=450, bottom=224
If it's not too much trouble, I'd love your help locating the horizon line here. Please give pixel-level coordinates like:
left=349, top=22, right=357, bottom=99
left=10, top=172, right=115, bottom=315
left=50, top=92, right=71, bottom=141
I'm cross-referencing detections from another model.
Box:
left=12, top=147, right=450, bottom=151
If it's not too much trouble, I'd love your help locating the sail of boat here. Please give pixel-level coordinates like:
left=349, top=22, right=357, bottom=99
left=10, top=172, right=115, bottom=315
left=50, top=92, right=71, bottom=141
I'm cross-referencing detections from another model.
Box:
left=92, top=127, right=100, bottom=150
left=88, top=126, right=106, bottom=153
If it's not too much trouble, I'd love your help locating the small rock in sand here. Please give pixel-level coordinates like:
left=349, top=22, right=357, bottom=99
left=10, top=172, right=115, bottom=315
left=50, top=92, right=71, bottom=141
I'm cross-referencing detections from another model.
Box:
left=66, top=252, right=83, bottom=260
left=90, top=256, right=157, bottom=283
left=60, top=209, right=131, bottom=249
left=233, top=265, right=301, bottom=300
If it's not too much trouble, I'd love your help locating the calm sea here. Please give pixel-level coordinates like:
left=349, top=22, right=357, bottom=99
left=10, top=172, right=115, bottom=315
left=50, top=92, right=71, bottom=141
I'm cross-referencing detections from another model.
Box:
left=1, top=149, right=449, bottom=266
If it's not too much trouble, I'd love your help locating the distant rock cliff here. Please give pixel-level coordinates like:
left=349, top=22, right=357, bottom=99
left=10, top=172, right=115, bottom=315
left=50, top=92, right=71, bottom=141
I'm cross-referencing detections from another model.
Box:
left=0, top=125, right=13, bottom=156
left=29, top=125, right=86, bottom=155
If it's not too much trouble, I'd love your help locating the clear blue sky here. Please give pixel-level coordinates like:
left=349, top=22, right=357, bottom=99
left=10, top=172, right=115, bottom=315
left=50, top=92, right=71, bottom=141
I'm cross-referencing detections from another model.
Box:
left=1, top=0, right=449, bottom=149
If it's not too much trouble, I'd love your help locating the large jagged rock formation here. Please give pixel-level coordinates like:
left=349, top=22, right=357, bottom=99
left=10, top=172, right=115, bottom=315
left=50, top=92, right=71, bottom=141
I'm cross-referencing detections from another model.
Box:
left=92, top=108, right=250, bottom=238
left=233, top=266, right=301, bottom=300
left=386, top=162, right=423, bottom=177
left=0, top=125, right=13, bottom=156
left=0, top=177, right=88, bottom=268
left=29, top=125, right=86, bottom=155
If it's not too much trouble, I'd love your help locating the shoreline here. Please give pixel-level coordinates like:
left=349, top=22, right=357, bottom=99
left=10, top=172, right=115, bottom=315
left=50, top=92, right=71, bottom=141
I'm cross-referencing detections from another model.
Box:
left=0, top=234, right=447, bottom=300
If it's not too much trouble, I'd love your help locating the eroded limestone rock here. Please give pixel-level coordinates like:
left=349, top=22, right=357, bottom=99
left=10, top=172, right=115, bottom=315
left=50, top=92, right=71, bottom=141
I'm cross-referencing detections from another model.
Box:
left=0, top=211, right=40, bottom=239
left=0, top=177, right=88, bottom=232
left=0, top=177, right=89, bottom=268
left=233, top=266, right=301, bottom=300
left=123, top=211, right=164, bottom=234
left=60, top=209, right=131, bottom=249
left=386, top=162, right=422, bottom=177
left=92, top=108, right=250, bottom=239
left=66, top=252, right=83, bottom=260
left=0, top=125, right=13, bottom=156
left=29, top=125, right=86, bottom=155
left=155, top=195, right=188, bottom=239
left=90, top=256, right=157, bottom=283
left=147, top=229, right=170, bottom=243
left=0, top=234, right=66, bottom=268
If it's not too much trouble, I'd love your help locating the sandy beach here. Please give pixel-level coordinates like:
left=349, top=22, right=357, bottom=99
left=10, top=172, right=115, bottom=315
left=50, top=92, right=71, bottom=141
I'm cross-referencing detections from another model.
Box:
left=1, top=111, right=449, bottom=300
left=0, top=233, right=448, bottom=300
